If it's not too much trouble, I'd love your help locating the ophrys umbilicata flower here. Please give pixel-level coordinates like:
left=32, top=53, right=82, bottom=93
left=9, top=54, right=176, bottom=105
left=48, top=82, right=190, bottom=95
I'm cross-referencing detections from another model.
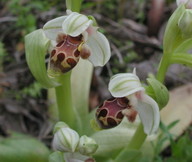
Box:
left=96, top=69, right=160, bottom=135
left=43, top=10, right=111, bottom=77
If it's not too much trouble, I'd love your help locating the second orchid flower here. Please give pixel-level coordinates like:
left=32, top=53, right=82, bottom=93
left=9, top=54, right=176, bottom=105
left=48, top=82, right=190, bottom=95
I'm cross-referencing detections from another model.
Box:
left=96, top=70, right=160, bottom=135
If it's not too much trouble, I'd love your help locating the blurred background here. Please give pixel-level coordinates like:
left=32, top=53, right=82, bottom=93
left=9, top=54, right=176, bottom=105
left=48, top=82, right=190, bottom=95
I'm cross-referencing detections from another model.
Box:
left=0, top=0, right=191, bottom=161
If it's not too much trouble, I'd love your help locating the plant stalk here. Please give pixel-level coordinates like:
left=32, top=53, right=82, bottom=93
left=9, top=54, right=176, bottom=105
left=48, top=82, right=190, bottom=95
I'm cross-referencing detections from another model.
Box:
left=55, top=72, right=74, bottom=127
left=66, top=0, right=82, bottom=12
left=127, top=124, right=147, bottom=149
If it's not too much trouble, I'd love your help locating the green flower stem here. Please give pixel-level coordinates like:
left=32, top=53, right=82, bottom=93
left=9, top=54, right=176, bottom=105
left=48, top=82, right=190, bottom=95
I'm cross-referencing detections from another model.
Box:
left=156, top=53, right=171, bottom=83
left=66, top=0, right=83, bottom=12
left=170, top=53, right=192, bottom=68
left=55, top=72, right=74, bottom=127
left=127, top=124, right=147, bottom=149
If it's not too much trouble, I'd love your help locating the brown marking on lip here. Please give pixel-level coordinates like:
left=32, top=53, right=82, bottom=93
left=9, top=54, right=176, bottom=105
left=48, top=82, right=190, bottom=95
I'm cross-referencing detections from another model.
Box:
left=51, top=49, right=56, bottom=58
left=74, top=49, right=80, bottom=57
left=117, top=97, right=129, bottom=108
left=56, top=41, right=64, bottom=47
left=66, top=58, right=77, bottom=67
left=116, top=111, right=124, bottom=119
left=107, top=117, right=118, bottom=128
left=98, top=108, right=108, bottom=118
left=57, top=53, right=65, bottom=62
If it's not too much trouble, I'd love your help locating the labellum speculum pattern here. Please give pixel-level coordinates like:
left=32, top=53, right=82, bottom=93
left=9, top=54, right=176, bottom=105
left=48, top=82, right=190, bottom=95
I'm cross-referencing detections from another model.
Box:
left=48, top=34, right=84, bottom=76
left=96, top=97, right=137, bottom=129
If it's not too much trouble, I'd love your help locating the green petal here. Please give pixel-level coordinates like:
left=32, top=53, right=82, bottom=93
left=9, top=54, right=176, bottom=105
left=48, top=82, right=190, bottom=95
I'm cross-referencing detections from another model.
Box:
left=25, top=29, right=60, bottom=88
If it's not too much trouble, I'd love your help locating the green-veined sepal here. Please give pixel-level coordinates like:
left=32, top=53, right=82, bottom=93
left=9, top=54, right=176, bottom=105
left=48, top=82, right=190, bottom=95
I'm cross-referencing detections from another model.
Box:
left=25, top=29, right=60, bottom=88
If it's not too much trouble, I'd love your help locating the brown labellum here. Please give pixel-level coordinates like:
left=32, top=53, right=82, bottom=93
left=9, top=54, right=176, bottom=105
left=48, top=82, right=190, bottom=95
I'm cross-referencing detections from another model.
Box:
left=96, top=97, right=130, bottom=129
left=49, top=34, right=83, bottom=74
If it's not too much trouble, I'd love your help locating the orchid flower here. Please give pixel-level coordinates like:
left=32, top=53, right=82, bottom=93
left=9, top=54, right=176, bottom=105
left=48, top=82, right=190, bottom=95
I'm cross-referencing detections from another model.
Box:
left=96, top=70, right=160, bottom=135
left=43, top=10, right=111, bottom=77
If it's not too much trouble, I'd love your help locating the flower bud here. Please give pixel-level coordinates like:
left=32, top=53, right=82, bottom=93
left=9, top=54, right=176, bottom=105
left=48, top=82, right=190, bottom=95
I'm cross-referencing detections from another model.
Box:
left=178, top=10, right=192, bottom=38
left=78, top=135, right=98, bottom=155
left=52, top=127, right=79, bottom=152
left=146, top=78, right=169, bottom=109
left=53, top=121, right=69, bottom=134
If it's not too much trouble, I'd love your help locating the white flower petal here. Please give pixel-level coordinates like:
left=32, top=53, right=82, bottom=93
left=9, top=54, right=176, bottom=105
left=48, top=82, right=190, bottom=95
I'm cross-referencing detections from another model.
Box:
left=62, top=12, right=92, bottom=37
left=109, top=73, right=144, bottom=97
left=43, top=16, right=67, bottom=40
left=134, top=93, right=160, bottom=135
left=86, top=31, right=111, bottom=66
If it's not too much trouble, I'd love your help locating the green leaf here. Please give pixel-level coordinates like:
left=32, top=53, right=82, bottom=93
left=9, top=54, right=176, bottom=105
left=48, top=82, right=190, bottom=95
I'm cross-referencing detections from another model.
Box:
left=163, top=5, right=185, bottom=53
left=170, top=53, right=192, bottom=68
left=91, top=119, right=138, bottom=157
left=25, top=29, right=60, bottom=88
left=146, top=78, right=169, bottom=109
left=49, top=151, right=65, bottom=162
left=174, top=38, right=192, bottom=53
left=115, top=149, right=142, bottom=162
left=0, top=133, right=50, bottom=162
left=71, top=59, right=93, bottom=134
left=167, top=120, right=180, bottom=130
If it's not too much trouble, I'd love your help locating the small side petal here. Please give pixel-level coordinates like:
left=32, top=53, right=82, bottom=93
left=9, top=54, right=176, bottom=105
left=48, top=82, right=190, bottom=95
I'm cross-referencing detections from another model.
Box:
left=86, top=31, right=111, bottom=66
left=62, top=12, right=92, bottom=37
left=43, top=16, right=67, bottom=40
left=109, top=73, right=144, bottom=97
left=134, top=93, right=160, bottom=135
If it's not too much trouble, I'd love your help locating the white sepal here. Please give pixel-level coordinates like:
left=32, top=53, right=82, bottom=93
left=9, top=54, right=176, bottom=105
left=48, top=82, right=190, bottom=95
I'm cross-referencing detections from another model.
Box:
left=52, top=127, right=80, bottom=152
left=43, top=16, right=67, bottom=40
left=133, top=93, right=160, bottom=135
left=78, top=135, right=98, bottom=155
left=108, top=73, right=144, bottom=98
left=62, top=12, right=92, bottom=37
left=86, top=31, right=111, bottom=66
